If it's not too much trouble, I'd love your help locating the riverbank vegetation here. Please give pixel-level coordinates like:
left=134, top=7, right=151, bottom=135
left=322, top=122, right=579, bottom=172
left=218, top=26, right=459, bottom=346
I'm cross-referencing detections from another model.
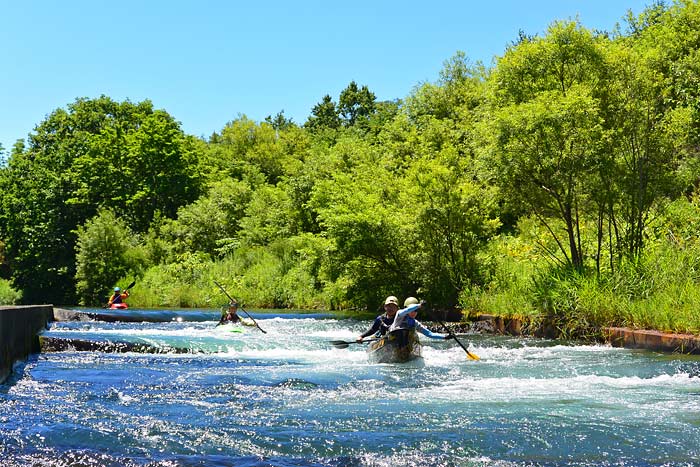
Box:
left=1, top=1, right=699, bottom=336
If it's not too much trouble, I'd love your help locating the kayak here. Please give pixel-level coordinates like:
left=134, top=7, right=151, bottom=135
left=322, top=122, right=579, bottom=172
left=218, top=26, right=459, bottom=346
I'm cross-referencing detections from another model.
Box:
left=214, top=323, right=245, bottom=334
left=367, top=329, right=422, bottom=363
left=109, top=303, right=128, bottom=310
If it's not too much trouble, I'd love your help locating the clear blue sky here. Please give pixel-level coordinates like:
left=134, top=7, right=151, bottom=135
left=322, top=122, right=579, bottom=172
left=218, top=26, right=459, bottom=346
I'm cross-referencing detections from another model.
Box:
left=1, top=0, right=651, bottom=151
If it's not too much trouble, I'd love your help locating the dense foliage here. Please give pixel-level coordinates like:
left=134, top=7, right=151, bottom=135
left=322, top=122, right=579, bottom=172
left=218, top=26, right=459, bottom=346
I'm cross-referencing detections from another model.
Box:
left=1, top=2, right=699, bottom=336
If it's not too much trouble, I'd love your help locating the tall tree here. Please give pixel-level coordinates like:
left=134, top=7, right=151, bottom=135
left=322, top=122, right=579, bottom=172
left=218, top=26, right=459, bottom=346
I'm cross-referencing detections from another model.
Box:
left=486, top=21, right=606, bottom=269
left=599, top=40, right=688, bottom=263
left=304, top=95, right=341, bottom=132
left=338, top=81, right=376, bottom=127
left=407, top=157, right=500, bottom=306
left=74, top=209, right=143, bottom=305
left=0, top=96, right=201, bottom=303
left=265, top=110, right=295, bottom=130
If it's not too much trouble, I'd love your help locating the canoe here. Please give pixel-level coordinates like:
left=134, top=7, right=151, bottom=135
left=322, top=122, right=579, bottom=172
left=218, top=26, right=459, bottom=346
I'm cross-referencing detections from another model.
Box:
left=367, top=329, right=422, bottom=363
left=109, top=303, right=128, bottom=310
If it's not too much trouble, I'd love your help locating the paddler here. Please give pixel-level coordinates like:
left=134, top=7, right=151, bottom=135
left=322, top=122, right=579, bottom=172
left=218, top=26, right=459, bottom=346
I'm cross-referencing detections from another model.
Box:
left=388, top=297, right=453, bottom=340
left=356, top=295, right=400, bottom=342
left=219, top=300, right=242, bottom=325
left=108, top=287, right=129, bottom=307
left=218, top=300, right=255, bottom=326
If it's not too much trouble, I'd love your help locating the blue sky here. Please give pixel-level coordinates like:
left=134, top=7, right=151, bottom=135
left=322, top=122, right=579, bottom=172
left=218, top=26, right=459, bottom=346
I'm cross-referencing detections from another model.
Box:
left=1, top=0, right=651, bottom=151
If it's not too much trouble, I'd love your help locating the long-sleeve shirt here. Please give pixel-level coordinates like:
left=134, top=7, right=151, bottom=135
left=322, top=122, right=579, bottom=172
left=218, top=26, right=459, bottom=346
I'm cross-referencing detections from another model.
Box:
left=359, top=313, right=394, bottom=338
left=387, top=304, right=421, bottom=333
left=414, top=320, right=447, bottom=339
left=388, top=304, right=447, bottom=339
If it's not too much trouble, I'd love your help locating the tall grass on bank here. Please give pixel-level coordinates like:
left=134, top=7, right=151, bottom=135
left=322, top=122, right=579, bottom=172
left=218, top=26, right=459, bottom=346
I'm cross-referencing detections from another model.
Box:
left=460, top=234, right=541, bottom=321
left=615, top=242, right=700, bottom=334
left=124, top=238, right=345, bottom=310
left=462, top=206, right=700, bottom=337
left=529, top=247, right=700, bottom=337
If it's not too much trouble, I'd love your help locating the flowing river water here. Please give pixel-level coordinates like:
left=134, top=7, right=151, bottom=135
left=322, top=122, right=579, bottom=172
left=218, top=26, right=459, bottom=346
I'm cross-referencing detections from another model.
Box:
left=1, top=309, right=699, bottom=466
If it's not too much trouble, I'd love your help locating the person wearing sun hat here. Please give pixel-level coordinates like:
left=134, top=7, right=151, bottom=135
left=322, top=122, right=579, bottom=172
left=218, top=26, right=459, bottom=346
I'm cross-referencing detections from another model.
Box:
left=386, top=296, right=423, bottom=335
left=356, top=295, right=400, bottom=342
left=396, top=296, right=453, bottom=340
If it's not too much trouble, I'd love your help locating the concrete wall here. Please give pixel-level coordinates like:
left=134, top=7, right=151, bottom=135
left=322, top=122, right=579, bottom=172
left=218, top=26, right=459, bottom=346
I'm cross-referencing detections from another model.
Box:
left=604, top=327, right=700, bottom=354
left=0, top=305, right=53, bottom=384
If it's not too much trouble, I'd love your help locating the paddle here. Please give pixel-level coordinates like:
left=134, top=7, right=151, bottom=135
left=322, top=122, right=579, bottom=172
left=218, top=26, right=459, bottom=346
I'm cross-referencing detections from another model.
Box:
left=437, top=319, right=480, bottom=361
left=213, top=280, right=267, bottom=334
left=104, top=280, right=136, bottom=308
left=330, top=337, right=380, bottom=349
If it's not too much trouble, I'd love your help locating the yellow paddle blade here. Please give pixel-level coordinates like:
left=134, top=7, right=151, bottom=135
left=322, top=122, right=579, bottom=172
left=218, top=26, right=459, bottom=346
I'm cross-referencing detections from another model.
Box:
left=467, top=351, right=480, bottom=361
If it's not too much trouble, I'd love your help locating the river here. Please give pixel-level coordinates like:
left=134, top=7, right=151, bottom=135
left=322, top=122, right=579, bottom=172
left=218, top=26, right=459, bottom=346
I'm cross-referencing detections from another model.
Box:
left=1, top=309, right=699, bottom=466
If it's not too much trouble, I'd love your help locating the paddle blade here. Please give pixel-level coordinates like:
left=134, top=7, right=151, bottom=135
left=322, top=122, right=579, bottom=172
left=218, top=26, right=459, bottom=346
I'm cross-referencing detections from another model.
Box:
left=330, top=340, right=351, bottom=349
left=466, top=351, right=480, bottom=361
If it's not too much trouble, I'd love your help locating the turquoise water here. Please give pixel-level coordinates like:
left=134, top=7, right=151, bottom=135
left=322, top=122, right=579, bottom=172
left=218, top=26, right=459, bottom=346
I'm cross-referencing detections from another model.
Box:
left=2, top=310, right=699, bottom=466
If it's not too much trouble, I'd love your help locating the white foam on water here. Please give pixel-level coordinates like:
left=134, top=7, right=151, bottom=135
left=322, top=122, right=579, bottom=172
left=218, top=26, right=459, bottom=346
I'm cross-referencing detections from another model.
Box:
left=215, top=345, right=368, bottom=366
left=414, top=372, right=700, bottom=408
left=11, top=315, right=700, bottom=467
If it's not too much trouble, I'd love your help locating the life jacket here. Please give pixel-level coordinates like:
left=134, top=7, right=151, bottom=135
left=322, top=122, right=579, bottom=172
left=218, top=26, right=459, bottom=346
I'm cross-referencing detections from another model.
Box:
left=220, top=312, right=241, bottom=324
left=110, top=293, right=123, bottom=304
left=391, top=315, right=417, bottom=332
left=378, top=314, right=394, bottom=334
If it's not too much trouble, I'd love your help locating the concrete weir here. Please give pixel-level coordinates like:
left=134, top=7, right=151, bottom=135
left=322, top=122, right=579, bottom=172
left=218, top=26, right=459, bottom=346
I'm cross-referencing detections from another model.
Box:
left=0, top=305, right=53, bottom=384
left=472, top=314, right=700, bottom=355
left=604, top=327, right=700, bottom=355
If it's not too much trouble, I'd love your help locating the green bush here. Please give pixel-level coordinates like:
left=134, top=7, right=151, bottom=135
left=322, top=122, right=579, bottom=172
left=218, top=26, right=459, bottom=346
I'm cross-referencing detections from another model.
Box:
left=75, top=210, right=148, bottom=306
left=460, top=233, right=541, bottom=320
left=126, top=235, right=337, bottom=309
left=0, top=278, right=21, bottom=305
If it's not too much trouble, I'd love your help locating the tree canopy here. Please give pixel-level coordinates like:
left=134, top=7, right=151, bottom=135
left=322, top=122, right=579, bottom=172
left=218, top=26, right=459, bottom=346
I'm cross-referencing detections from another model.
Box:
left=0, top=1, right=698, bottom=318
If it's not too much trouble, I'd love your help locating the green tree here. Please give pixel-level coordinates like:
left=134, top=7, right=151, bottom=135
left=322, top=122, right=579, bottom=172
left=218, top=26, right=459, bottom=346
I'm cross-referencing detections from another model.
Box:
left=485, top=21, right=606, bottom=269
left=599, top=41, right=689, bottom=263
left=238, top=185, right=294, bottom=246
left=75, top=210, right=145, bottom=305
left=265, top=110, right=295, bottom=130
left=624, top=0, right=700, bottom=184
left=304, top=95, right=341, bottom=132
left=0, top=278, right=21, bottom=305
left=309, top=148, right=419, bottom=307
left=338, top=81, right=376, bottom=127
left=159, top=178, right=253, bottom=258
left=122, top=111, right=202, bottom=231
left=0, top=144, right=81, bottom=303
left=0, top=96, right=200, bottom=303
left=205, top=116, right=300, bottom=185
left=407, top=158, right=500, bottom=306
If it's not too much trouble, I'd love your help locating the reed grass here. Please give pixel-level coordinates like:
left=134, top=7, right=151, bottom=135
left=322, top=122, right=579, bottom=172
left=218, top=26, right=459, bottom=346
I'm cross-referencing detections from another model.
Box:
left=126, top=239, right=336, bottom=309
left=463, top=213, right=700, bottom=337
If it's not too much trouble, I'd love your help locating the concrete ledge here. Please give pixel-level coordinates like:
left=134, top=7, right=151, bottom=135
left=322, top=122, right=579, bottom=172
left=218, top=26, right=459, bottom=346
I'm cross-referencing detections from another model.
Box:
left=53, top=307, right=95, bottom=322
left=472, top=314, right=558, bottom=338
left=604, top=327, right=700, bottom=355
left=472, top=316, right=700, bottom=355
left=40, top=336, right=196, bottom=354
left=0, top=305, right=53, bottom=383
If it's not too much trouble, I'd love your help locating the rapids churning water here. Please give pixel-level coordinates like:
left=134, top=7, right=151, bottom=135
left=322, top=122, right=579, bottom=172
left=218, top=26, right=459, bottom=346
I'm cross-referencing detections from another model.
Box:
left=1, top=310, right=699, bottom=466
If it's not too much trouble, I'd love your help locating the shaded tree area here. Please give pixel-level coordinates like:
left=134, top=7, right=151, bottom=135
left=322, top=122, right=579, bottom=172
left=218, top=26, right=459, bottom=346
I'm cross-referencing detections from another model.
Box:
left=0, top=1, right=698, bottom=322
left=0, top=96, right=202, bottom=304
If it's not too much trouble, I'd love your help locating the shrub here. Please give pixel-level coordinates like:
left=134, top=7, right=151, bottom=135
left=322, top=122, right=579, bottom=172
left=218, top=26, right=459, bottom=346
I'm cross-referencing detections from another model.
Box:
left=0, top=278, right=21, bottom=305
